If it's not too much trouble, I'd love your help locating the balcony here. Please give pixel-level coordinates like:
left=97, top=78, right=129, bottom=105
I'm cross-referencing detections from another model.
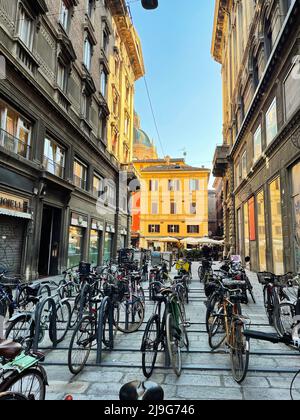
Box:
left=121, top=162, right=139, bottom=183
left=0, top=128, right=31, bottom=159
left=212, top=145, right=230, bottom=177
left=43, top=156, right=65, bottom=179
left=73, top=175, right=87, bottom=191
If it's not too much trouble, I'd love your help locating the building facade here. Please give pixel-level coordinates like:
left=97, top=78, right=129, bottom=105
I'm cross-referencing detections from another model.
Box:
left=213, top=177, right=224, bottom=238
left=208, top=189, right=217, bottom=237
left=0, top=0, right=144, bottom=279
left=212, top=0, right=300, bottom=273
left=132, top=158, right=210, bottom=250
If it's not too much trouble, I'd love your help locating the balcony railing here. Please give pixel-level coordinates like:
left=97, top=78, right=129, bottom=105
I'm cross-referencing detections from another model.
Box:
left=0, top=128, right=31, bottom=159
left=43, top=156, right=65, bottom=179
left=73, top=174, right=87, bottom=191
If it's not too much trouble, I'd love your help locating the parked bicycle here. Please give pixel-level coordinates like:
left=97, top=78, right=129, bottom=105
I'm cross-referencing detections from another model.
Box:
left=0, top=339, right=48, bottom=400
left=206, top=281, right=250, bottom=383
left=141, top=281, right=190, bottom=378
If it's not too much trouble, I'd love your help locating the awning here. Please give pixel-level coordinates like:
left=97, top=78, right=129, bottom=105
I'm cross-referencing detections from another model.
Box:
left=0, top=208, right=32, bottom=220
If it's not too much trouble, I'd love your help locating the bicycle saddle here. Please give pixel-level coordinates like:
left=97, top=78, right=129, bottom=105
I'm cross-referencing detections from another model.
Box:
left=119, top=381, right=164, bottom=400
left=0, top=339, right=22, bottom=360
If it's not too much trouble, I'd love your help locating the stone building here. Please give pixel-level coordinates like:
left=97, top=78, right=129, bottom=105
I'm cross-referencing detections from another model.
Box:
left=0, top=0, right=144, bottom=278
left=212, top=0, right=300, bottom=273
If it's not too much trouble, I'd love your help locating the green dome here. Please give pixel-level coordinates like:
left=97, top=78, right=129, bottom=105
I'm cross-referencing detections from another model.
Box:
left=134, top=127, right=152, bottom=147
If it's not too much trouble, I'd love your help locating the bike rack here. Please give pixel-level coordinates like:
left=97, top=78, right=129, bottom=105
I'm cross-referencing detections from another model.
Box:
left=33, top=297, right=58, bottom=352
left=96, top=296, right=115, bottom=365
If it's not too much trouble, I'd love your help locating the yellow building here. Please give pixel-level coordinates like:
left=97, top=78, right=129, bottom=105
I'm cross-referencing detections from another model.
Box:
left=133, top=158, right=210, bottom=250
left=107, top=2, right=145, bottom=164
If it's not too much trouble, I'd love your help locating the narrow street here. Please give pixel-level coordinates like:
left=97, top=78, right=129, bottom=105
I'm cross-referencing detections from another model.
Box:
left=43, top=263, right=299, bottom=401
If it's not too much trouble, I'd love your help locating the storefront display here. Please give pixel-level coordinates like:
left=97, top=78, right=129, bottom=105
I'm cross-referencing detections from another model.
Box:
left=270, top=178, right=284, bottom=275
left=292, top=162, right=300, bottom=272
left=67, top=213, right=88, bottom=268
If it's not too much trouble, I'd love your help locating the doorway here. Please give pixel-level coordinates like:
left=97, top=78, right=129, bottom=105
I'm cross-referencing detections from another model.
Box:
left=38, top=206, right=62, bottom=277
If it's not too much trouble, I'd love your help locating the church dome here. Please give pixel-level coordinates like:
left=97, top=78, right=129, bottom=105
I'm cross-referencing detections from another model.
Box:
left=134, top=127, right=152, bottom=147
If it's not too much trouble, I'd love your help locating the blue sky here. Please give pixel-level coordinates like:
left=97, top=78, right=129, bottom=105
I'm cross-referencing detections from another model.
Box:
left=129, top=0, right=223, bottom=183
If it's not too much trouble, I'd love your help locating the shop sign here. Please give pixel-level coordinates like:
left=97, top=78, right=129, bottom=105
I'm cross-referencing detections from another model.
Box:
left=92, top=219, right=104, bottom=231
left=0, top=192, right=29, bottom=213
left=71, top=212, right=88, bottom=228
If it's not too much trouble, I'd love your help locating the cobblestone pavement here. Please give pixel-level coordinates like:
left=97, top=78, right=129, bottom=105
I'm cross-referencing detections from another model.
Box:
left=26, top=263, right=299, bottom=400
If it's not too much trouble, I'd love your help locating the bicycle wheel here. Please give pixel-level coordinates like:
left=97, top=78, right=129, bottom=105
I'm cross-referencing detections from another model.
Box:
left=117, top=296, right=145, bottom=333
left=68, top=316, right=95, bottom=375
left=5, top=316, right=35, bottom=349
left=273, top=302, right=296, bottom=336
left=53, top=301, right=71, bottom=343
left=1, top=369, right=46, bottom=400
left=230, top=317, right=250, bottom=383
left=178, top=301, right=189, bottom=351
left=291, top=370, right=300, bottom=400
left=70, top=293, right=81, bottom=329
left=166, top=312, right=182, bottom=377
left=141, top=315, right=159, bottom=379
left=245, top=276, right=256, bottom=304
left=208, top=305, right=226, bottom=350
left=138, top=287, right=146, bottom=306
left=206, top=292, right=219, bottom=333
left=0, top=392, right=28, bottom=400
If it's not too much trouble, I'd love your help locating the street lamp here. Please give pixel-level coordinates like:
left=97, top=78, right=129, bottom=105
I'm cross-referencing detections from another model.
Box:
left=141, top=0, right=158, bottom=10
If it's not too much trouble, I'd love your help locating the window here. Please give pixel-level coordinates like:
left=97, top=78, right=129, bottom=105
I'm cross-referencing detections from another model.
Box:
left=100, top=68, right=107, bottom=98
left=82, top=94, right=90, bottom=120
left=190, top=202, right=197, bottom=215
left=112, top=131, right=118, bottom=156
left=292, top=162, right=300, bottom=272
left=68, top=227, right=84, bottom=268
left=148, top=225, right=160, bottom=233
left=124, top=114, right=130, bottom=137
left=168, top=225, right=179, bottom=234
left=237, top=208, right=243, bottom=256
left=149, top=180, right=159, bottom=192
left=89, top=230, right=101, bottom=265
left=84, top=37, right=92, bottom=71
left=18, top=7, right=33, bottom=50
left=257, top=191, right=267, bottom=271
left=99, top=113, right=107, bottom=143
left=0, top=102, right=31, bottom=159
left=170, top=202, right=177, bottom=215
left=87, top=0, right=95, bottom=22
left=270, top=177, right=284, bottom=274
left=74, top=159, right=87, bottom=190
left=187, top=225, right=199, bottom=234
left=59, top=1, right=69, bottom=32
left=43, top=137, right=65, bottom=178
left=253, top=125, right=262, bottom=162
left=93, top=174, right=104, bottom=198
left=57, top=62, right=67, bottom=92
left=266, top=99, right=278, bottom=145
left=241, top=150, right=247, bottom=179
left=151, top=202, right=158, bottom=215
left=102, top=29, right=109, bottom=55
left=284, top=61, right=300, bottom=121
left=106, top=181, right=116, bottom=206
left=190, top=179, right=200, bottom=191
left=168, top=180, right=180, bottom=191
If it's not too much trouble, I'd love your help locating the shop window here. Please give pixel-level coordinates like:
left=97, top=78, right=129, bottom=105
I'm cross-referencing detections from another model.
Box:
left=68, top=226, right=84, bottom=267
left=248, top=196, right=256, bottom=241
left=270, top=177, right=284, bottom=274
left=103, top=232, right=113, bottom=263
left=89, top=229, right=100, bottom=265
left=244, top=202, right=250, bottom=258
left=292, top=162, right=300, bottom=272
left=257, top=191, right=267, bottom=271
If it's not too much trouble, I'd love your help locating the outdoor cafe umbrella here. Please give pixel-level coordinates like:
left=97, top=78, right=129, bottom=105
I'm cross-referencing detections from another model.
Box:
left=159, top=237, right=180, bottom=243
left=180, top=238, right=201, bottom=245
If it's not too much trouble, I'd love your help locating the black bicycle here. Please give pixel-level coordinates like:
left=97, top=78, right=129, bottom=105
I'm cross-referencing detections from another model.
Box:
left=141, top=281, right=189, bottom=378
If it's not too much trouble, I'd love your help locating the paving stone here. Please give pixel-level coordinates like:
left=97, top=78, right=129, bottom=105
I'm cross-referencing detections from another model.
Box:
left=165, top=374, right=221, bottom=387
left=243, top=387, right=291, bottom=400
left=46, top=393, right=65, bottom=401
left=78, top=371, right=123, bottom=383
left=224, top=376, right=269, bottom=388
left=49, top=381, right=90, bottom=394
left=87, top=382, right=122, bottom=397
left=177, top=386, right=243, bottom=400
